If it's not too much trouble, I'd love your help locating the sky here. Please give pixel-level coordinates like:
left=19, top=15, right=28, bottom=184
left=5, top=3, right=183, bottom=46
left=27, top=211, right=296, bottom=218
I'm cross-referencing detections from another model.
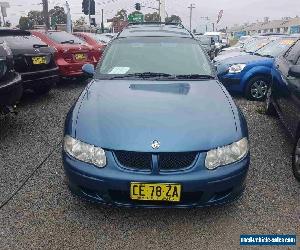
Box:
left=4, top=0, right=300, bottom=30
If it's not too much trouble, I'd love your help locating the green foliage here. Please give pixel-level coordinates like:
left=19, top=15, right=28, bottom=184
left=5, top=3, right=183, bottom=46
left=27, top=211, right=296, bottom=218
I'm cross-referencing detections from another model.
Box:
left=144, top=12, right=160, bottom=22
left=115, top=9, right=127, bottom=21
left=165, top=15, right=182, bottom=24
left=49, top=6, right=67, bottom=24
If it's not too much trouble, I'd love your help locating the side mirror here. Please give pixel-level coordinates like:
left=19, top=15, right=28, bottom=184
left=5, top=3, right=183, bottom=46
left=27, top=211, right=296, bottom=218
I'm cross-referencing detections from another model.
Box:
left=82, top=64, right=95, bottom=77
left=289, top=65, right=300, bottom=78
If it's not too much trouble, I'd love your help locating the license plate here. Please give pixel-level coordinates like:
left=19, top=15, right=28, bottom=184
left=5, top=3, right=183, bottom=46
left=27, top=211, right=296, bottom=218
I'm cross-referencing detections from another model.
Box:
left=32, top=56, right=47, bottom=65
left=75, top=53, right=86, bottom=60
left=130, top=182, right=181, bottom=202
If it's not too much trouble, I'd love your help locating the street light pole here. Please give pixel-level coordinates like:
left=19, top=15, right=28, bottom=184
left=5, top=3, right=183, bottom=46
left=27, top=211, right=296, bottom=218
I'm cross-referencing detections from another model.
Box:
left=188, top=3, right=195, bottom=32
left=42, top=0, right=50, bottom=30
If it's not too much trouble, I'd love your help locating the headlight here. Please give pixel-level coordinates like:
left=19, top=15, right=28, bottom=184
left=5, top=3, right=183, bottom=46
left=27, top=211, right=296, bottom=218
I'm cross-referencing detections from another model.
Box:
left=205, top=138, right=249, bottom=170
left=0, top=59, right=7, bottom=79
left=228, top=64, right=246, bottom=74
left=64, top=135, right=106, bottom=168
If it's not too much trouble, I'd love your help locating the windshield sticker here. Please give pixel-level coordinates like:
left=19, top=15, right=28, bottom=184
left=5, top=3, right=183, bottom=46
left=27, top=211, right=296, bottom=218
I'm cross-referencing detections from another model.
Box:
left=109, top=67, right=130, bottom=74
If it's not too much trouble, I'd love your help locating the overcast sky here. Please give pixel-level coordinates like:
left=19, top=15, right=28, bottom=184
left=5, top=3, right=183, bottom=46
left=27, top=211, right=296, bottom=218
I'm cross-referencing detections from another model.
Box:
left=5, top=0, right=300, bottom=30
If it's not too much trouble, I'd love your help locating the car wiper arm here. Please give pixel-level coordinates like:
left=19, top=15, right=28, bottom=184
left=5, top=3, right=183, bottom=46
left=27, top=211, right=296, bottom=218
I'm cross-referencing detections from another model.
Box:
left=174, top=74, right=215, bottom=79
left=61, top=40, right=74, bottom=44
left=33, top=44, right=48, bottom=48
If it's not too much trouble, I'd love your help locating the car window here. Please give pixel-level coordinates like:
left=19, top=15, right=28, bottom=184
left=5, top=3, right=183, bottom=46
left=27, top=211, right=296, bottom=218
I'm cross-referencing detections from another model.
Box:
left=244, top=38, right=270, bottom=53
left=284, top=40, right=300, bottom=64
left=0, top=35, right=47, bottom=48
left=46, top=31, right=84, bottom=44
left=255, top=38, right=297, bottom=57
left=97, top=37, right=213, bottom=77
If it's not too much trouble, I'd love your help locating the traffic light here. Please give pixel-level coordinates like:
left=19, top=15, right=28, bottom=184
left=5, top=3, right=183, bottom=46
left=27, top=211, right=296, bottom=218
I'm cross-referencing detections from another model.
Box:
left=135, top=3, right=141, bottom=11
left=82, top=0, right=95, bottom=15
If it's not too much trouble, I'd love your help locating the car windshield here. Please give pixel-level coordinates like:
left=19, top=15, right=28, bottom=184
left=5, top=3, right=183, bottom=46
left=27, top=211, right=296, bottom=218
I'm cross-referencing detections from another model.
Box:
left=97, top=37, right=213, bottom=78
left=206, top=35, right=219, bottom=42
left=46, top=31, right=84, bottom=44
left=243, top=38, right=271, bottom=53
left=196, top=36, right=210, bottom=45
left=255, top=38, right=298, bottom=57
left=91, top=34, right=112, bottom=44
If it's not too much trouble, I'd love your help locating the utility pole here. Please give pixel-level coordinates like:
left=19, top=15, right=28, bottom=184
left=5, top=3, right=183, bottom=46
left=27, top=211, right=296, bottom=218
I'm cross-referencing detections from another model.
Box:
left=65, top=1, right=71, bottom=33
left=188, top=3, right=195, bottom=32
left=160, top=0, right=166, bottom=22
left=42, top=0, right=50, bottom=30
left=101, top=8, right=104, bottom=33
left=88, top=0, right=91, bottom=29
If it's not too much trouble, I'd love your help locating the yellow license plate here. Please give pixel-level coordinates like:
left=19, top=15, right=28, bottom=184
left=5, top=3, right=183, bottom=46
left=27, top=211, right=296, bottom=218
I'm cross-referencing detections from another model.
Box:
left=32, top=56, right=47, bottom=65
left=75, top=53, right=86, bottom=60
left=130, top=182, right=181, bottom=202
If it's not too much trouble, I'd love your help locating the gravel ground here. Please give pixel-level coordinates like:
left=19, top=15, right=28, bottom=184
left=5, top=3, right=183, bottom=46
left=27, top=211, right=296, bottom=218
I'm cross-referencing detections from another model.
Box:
left=0, top=83, right=300, bottom=250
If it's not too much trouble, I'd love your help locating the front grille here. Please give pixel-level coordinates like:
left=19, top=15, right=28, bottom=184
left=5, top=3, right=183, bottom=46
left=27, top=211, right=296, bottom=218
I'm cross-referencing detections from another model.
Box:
left=114, top=151, right=198, bottom=171
left=114, top=151, right=152, bottom=170
left=159, top=152, right=197, bottom=170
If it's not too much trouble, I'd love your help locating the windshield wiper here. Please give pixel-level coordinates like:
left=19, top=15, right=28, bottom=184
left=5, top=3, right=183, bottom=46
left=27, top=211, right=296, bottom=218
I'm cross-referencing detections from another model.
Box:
left=262, top=54, right=274, bottom=58
left=109, top=72, right=173, bottom=79
left=33, top=44, right=48, bottom=48
left=174, top=74, right=215, bottom=79
left=253, top=52, right=262, bottom=56
left=61, top=40, right=74, bottom=44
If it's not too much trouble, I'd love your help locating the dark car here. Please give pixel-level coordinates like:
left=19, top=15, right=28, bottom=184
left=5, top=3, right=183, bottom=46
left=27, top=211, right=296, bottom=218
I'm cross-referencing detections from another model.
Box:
left=0, top=29, right=59, bottom=94
left=62, top=23, right=250, bottom=208
left=195, top=35, right=216, bottom=60
left=0, top=41, right=22, bottom=114
left=217, top=36, right=298, bottom=101
left=265, top=38, right=300, bottom=181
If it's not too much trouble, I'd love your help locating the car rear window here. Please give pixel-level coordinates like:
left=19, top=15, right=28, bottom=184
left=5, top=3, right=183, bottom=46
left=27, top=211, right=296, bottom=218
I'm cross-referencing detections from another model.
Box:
left=46, top=31, right=85, bottom=44
left=97, top=37, right=213, bottom=77
left=0, top=35, right=47, bottom=48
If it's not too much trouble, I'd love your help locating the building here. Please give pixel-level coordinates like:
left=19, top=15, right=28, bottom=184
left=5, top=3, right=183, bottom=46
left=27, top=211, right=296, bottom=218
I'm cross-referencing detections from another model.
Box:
left=228, top=16, right=300, bottom=39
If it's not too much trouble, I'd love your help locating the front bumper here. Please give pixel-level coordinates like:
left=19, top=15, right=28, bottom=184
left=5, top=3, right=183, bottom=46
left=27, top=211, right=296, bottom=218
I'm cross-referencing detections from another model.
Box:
left=21, top=67, right=59, bottom=90
left=218, top=73, right=243, bottom=93
left=0, top=72, right=23, bottom=106
left=56, top=60, right=98, bottom=77
left=63, top=151, right=250, bottom=208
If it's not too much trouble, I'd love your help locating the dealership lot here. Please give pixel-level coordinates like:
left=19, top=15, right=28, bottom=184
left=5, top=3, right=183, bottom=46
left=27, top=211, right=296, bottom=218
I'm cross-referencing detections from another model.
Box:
left=0, top=81, right=299, bottom=249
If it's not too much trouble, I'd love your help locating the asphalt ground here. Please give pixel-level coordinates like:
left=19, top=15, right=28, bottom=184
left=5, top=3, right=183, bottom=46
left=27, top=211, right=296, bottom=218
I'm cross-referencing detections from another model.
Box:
left=0, top=81, right=299, bottom=249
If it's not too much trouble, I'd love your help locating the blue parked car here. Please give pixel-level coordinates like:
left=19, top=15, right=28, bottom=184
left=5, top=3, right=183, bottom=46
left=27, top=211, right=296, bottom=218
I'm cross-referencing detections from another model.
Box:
left=217, top=36, right=298, bottom=101
left=62, top=23, right=250, bottom=208
left=265, top=37, right=300, bottom=181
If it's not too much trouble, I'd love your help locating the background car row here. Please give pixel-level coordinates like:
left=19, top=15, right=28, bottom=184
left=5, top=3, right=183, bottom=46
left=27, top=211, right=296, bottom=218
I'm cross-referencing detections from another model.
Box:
left=0, top=29, right=113, bottom=115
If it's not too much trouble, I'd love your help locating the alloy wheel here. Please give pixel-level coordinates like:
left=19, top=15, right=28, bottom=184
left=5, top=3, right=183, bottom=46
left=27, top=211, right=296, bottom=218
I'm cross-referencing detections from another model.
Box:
left=250, top=80, right=268, bottom=100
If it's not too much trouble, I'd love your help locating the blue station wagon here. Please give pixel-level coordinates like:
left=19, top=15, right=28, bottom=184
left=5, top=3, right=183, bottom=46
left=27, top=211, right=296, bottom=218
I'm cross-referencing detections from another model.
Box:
left=62, top=23, right=250, bottom=208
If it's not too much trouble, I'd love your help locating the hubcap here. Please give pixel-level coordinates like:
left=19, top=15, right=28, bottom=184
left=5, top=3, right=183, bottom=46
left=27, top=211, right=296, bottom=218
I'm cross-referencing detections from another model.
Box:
left=250, top=80, right=268, bottom=99
left=294, top=140, right=300, bottom=175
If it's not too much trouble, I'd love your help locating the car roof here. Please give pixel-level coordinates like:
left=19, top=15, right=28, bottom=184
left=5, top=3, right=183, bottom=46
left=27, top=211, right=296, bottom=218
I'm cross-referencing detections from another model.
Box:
left=117, top=23, right=193, bottom=39
left=0, top=29, right=31, bottom=36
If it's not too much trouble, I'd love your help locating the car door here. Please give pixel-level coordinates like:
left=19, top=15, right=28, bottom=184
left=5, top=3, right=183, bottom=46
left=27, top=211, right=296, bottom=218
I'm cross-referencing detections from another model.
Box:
left=275, top=40, right=300, bottom=137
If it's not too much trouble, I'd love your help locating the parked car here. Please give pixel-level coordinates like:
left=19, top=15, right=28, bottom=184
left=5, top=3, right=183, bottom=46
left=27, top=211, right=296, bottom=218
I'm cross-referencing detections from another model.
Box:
left=265, top=38, right=300, bottom=181
left=215, top=36, right=273, bottom=62
left=93, top=33, right=115, bottom=44
left=195, top=35, right=216, bottom=60
left=0, top=29, right=58, bottom=94
left=62, top=23, right=250, bottom=208
left=31, top=30, right=99, bottom=78
left=73, top=32, right=106, bottom=60
left=204, top=32, right=228, bottom=55
left=217, top=36, right=298, bottom=101
left=0, top=41, right=22, bottom=114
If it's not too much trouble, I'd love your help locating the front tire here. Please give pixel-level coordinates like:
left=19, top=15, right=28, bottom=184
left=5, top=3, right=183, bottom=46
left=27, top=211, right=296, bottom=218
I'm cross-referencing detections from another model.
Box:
left=292, top=136, right=300, bottom=181
left=245, top=76, right=269, bottom=101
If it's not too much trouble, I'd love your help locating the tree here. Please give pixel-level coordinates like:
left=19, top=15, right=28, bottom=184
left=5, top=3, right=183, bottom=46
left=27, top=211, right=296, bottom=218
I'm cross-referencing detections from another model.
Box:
left=74, top=16, right=87, bottom=27
left=144, top=12, right=160, bottom=22
left=115, top=9, right=127, bottom=21
left=27, top=10, right=44, bottom=25
left=19, top=16, right=33, bottom=30
left=165, top=15, right=182, bottom=24
left=49, top=6, right=67, bottom=24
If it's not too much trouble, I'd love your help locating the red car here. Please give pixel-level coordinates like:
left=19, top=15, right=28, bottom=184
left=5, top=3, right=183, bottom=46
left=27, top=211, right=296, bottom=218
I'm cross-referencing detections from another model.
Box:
left=73, top=32, right=106, bottom=60
left=31, top=30, right=100, bottom=77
